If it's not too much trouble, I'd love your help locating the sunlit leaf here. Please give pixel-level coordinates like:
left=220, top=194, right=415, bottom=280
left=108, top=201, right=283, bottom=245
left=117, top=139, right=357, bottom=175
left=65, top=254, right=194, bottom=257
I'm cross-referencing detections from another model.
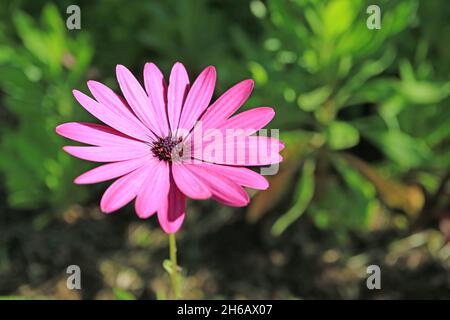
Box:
left=325, top=121, right=359, bottom=150
left=323, top=0, right=358, bottom=39
left=398, top=81, right=450, bottom=104
left=113, top=288, right=136, bottom=300
left=297, top=85, right=332, bottom=112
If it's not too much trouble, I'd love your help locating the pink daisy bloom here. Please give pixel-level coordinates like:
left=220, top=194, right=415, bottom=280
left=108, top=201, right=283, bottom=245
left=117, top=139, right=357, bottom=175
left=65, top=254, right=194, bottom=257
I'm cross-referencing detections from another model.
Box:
left=56, top=62, right=283, bottom=234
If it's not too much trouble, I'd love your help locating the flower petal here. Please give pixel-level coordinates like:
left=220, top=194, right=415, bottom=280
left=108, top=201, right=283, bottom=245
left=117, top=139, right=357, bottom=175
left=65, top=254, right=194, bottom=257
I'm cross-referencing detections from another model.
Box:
left=218, top=107, right=275, bottom=135
left=187, top=107, right=276, bottom=154
left=172, top=162, right=211, bottom=199
left=100, top=165, right=149, bottom=213
left=135, top=160, right=170, bottom=218
left=116, top=64, right=164, bottom=137
left=167, top=62, right=189, bottom=132
left=199, top=79, right=253, bottom=129
left=63, top=145, right=149, bottom=162
left=157, top=176, right=186, bottom=234
left=178, top=66, right=216, bottom=133
left=193, top=136, right=283, bottom=166
left=74, top=155, right=152, bottom=184
left=144, top=63, right=169, bottom=136
left=72, top=89, right=153, bottom=142
left=87, top=80, right=156, bottom=140
left=183, top=164, right=250, bottom=207
left=56, top=122, right=145, bottom=147
left=200, top=163, right=269, bottom=190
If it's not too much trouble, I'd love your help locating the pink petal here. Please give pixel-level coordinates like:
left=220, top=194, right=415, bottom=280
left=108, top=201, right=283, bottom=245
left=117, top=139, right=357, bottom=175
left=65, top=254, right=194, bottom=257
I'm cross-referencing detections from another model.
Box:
left=171, top=162, right=212, bottom=199
left=63, top=145, right=149, bottom=162
left=116, top=64, right=164, bottom=137
left=100, top=165, right=149, bottom=213
left=201, top=163, right=269, bottom=190
left=194, top=136, right=283, bottom=166
left=218, top=107, right=275, bottom=135
left=72, top=90, right=153, bottom=142
left=183, top=164, right=250, bottom=207
left=178, top=66, right=216, bottom=133
left=74, top=155, right=152, bottom=184
left=157, top=175, right=186, bottom=234
left=144, top=63, right=169, bottom=136
left=187, top=107, right=276, bottom=154
left=135, top=160, right=170, bottom=218
left=199, top=79, right=254, bottom=129
left=167, top=62, right=189, bottom=131
left=87, top=80, right=155, bottom=140
left=56, top=122, right=145, bottom=147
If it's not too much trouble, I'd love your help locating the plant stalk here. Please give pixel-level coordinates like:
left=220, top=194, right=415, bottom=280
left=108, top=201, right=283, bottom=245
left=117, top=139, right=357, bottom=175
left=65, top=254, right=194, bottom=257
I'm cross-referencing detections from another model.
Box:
left=169, top=233, right=181, bottom=299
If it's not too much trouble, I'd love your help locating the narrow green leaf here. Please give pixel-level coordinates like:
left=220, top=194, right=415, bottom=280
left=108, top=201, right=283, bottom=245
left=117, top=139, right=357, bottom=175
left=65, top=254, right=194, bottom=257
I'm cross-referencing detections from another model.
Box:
left=163, top=259, right=173, bottom=275
left=272, top=158, right=315, bottom=236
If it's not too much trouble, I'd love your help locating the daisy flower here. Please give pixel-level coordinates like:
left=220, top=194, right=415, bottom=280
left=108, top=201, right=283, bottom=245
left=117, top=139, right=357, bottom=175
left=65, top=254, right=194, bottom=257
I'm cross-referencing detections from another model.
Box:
left=56, top=62, right=283, bottom=234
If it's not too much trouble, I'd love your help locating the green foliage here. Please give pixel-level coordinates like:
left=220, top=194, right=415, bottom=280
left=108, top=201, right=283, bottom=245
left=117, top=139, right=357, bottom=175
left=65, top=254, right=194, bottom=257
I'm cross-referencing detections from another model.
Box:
left=0, top=4, right=93, bottom=209
left=240, top=0, right=449, bottom=235
left=0, top=0, right=448, bottom=242
left=325, top=121, right=359, bottom=150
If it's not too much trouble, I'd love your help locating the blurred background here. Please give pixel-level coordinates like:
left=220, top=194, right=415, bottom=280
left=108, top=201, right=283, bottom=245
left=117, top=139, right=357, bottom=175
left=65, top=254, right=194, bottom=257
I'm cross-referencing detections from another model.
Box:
left=0, top=0, right=449, bottom=299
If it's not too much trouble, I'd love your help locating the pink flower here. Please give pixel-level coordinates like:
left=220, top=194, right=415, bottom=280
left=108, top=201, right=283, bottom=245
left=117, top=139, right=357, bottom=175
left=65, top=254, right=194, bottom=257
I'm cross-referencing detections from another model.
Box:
left=56, top=62, right=283, bottom=233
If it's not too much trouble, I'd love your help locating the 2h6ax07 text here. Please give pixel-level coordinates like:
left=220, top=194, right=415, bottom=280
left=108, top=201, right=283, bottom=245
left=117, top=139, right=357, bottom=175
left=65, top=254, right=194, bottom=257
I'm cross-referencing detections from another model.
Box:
left=221, top=304, right=272, bottom=316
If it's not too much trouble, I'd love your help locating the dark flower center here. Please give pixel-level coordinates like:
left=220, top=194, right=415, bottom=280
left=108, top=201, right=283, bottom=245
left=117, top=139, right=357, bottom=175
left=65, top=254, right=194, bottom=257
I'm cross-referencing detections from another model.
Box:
left=151, top=136, right=183, bottom=161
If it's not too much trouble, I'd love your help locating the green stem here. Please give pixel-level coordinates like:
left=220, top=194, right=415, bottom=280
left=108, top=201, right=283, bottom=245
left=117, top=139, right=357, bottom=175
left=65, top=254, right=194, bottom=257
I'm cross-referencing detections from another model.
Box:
left=169, top=233, right=181, bottom=299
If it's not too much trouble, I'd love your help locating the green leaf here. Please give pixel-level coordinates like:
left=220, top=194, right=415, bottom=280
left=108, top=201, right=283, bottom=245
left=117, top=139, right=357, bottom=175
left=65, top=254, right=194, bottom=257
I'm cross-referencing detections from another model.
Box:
left=247, top=61, right=268, bottom=85
left=323, top=0, right=357, bottom=39
left=297, top=86, right=332, bottom=112
left=163, top=259, right=174, bottom=274
left=398, top=81, right=450, bottom=104
left=13, top=12, right=48, bottom=63
left=335, top=47, right=396, bottom=108
left=272, top=158, right=315, bottom=236
left=379, top=95, right=405, bottom=130
left=325, top=121, right=360, bottom=150
left=347, top=78, right=397, bottom=106
left=363, top=129, right=431, bottom=169
left=113, top=288, right=136, bottom=301
left=399, top=59, right=416, bottom=82
left=309, top=167, right=377, bottom=239
left=304, top=7, right=322, bottom=36
left=250, top=1, right=267, bottom=19
left=332, top=156, right=377, bottom=229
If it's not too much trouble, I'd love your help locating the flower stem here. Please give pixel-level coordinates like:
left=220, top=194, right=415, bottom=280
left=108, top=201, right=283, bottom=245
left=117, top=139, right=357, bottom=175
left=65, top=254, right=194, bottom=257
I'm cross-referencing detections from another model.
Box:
left=169, top=233, right=181, bottom=299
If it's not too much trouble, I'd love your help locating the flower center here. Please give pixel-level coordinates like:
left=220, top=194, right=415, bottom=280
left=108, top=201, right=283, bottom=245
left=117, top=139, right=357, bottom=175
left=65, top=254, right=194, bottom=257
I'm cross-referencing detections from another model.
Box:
left=151, top=136, right=183, bottom=161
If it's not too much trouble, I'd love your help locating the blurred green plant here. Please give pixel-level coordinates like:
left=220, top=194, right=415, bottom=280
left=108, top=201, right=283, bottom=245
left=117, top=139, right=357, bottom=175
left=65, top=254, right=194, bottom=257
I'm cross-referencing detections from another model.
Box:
left=0, top=4, right=93, bottom=209
left=243, top=0, right=450, bottom=238
left=0, top=0, right=448, bottom=242
left=137, top=0, right=257, bottom=85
